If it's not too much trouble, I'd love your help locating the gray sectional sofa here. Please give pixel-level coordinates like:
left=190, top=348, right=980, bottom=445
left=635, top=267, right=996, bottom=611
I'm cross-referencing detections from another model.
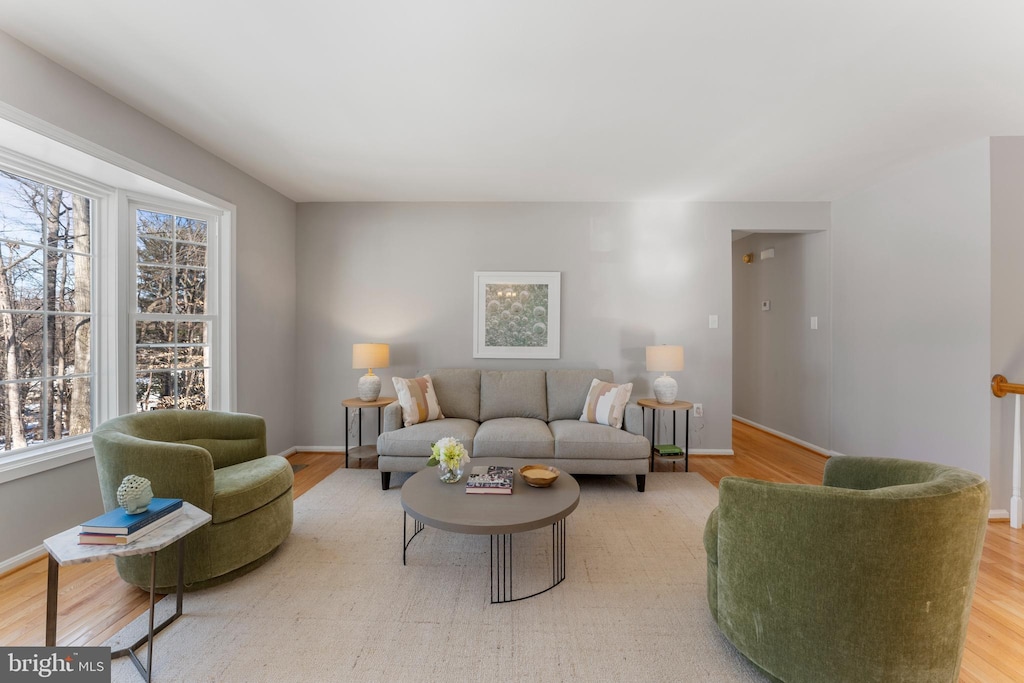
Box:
left=377, top=369, right=651, bottom=491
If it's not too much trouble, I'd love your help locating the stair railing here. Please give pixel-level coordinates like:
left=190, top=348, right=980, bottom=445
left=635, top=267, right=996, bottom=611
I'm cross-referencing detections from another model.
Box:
left=992, top=374, right=1024, bottom=528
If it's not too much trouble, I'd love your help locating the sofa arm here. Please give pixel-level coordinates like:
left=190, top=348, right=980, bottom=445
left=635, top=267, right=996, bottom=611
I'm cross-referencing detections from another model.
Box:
left=623, top=402, right=645, bottom=436
left=93, top=431, right=216, bottom=513
left=382, top=401, right=403, bottom=432
left=823, top=455, right=948, bottom=491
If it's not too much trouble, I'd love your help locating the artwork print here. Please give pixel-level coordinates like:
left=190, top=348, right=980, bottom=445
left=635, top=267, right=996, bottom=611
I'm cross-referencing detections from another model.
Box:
left=484, top=283, right=549, bottom=347
left=474, top=272, right=560, bottom=359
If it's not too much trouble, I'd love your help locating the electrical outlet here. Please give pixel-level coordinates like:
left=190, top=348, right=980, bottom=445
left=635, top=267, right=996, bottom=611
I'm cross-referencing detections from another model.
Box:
left=693, top=403, right=703, bottom=418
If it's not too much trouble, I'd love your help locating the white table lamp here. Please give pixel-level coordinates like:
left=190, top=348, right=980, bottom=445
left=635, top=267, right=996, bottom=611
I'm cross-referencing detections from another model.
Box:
left=646, top=345, right=684, bottom=404
left=353, top=343, right=389, bottom=401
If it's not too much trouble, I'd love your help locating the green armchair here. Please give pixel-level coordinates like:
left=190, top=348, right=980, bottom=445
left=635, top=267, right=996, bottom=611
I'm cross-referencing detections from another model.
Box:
left=93, top=410, right=293, bottom=592
left=704, top=456, right=988, bottom=683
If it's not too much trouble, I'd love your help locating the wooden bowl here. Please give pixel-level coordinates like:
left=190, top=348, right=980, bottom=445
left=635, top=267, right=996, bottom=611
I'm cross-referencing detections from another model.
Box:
left=519, top=465, right=560, bottom=488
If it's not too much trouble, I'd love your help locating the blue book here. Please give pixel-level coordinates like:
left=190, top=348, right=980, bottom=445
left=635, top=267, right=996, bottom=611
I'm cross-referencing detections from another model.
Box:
left=80, top=498, right=183, bottom=535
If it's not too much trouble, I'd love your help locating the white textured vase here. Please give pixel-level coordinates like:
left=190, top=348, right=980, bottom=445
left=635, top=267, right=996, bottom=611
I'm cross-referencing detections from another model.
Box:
left=358, top=372, right=382, bottom=401
left=653, top=375, right=678, bottom=404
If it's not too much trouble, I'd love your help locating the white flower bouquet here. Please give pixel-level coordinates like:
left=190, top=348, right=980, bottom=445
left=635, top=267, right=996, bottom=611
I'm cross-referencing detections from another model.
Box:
left=427, top=437, right=470, bottom=470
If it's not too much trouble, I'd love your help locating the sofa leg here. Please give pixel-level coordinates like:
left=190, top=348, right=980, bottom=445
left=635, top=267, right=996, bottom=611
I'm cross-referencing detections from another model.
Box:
left=637, top=474, right=646, bottom=492
left=381, top=472, right=391, bottom=491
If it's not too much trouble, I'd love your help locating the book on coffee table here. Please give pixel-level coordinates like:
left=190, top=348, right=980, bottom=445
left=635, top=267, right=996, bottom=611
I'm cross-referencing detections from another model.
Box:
left=466, top=465, right=514, bottom=494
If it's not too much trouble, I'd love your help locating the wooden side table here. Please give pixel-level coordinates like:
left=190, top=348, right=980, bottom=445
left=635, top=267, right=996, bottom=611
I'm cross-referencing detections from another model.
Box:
left=343, top=396, right=397, bottom=468
left=43, top=502, right=211, bottom=682
left=637, top=398, right=693, bottom=472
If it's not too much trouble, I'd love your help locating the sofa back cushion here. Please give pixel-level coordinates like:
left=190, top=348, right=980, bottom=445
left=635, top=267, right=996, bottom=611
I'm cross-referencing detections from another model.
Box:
left=546, top=369, right=614, bottom=421
left=424, top=369, right=481, bottom=421
left=479, top=370, right=548, bottom=421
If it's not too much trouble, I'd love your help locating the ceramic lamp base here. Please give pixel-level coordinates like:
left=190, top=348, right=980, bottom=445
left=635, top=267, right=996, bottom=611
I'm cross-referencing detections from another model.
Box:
left=358, top=373, right=382, bottom=401
left=653, top=375, right=678, bottom=404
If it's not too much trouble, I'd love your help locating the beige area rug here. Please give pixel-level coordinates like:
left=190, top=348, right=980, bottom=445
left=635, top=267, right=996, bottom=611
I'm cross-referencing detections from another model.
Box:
left=109, top=469, right=764, bottom=682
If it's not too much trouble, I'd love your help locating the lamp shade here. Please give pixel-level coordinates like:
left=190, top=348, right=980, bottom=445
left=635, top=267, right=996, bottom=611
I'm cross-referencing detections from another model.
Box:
left=352, top=343, right=389, bottom=370
left=646, top=345, right=684, bottom=373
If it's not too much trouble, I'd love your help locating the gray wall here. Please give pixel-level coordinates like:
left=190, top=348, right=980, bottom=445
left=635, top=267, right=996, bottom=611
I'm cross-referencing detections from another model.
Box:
left=732, top=232, right=830, bottom=449
left=990, top=136, right=1024, bottom=512
left=0, top=31, right=297, bottom=563
left=296, top=201, right=829, bottom=452
left=830, top=139, right=991, bottom=479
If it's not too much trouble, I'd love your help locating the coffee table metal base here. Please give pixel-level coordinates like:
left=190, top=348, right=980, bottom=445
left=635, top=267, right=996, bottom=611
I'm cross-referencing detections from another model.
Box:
left=403, top=512, right=567, bottom=604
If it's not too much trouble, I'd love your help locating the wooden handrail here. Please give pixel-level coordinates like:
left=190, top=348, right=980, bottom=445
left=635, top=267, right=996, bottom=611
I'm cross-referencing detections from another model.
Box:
left=993, top=375, right=1024, bottom=398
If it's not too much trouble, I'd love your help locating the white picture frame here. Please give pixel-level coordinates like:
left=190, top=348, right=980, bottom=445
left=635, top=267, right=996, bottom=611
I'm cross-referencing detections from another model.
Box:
left=473, top=271, right=561, bottom=359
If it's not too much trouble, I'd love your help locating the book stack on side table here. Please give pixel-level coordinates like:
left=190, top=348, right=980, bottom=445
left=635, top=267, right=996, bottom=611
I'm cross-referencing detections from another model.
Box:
left=466, top=465, right=514, bottom=494
left=78, top=497, right=184, bottom=545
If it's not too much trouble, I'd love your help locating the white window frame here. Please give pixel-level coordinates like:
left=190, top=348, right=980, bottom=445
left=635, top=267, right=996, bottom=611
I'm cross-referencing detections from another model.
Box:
left=126, top=195, right=230, bottom=414
left=0, top=135, right=236, bottom=484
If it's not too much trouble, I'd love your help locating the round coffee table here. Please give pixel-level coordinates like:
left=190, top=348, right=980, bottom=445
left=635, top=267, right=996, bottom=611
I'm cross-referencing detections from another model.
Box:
left=400, top=457, right=580, bottom=603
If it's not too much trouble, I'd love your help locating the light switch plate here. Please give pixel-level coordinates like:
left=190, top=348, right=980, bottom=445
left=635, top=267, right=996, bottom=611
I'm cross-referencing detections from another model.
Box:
left=761, top=300, right=771, bottom=312
left=709, top=314, right=719, bottom=329
left=811, top=316, right=818, bottom=330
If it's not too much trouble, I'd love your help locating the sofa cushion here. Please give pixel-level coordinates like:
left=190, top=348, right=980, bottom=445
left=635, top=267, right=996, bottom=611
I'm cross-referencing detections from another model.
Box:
left=549, top=420, right=650, bottom=460
left=479, top=370, right=548, bottom=421
left=546, top=369, right=614, bottom=421
left=393, top=375, right=445, bottom=427
left=377, top=418, right=479, bottom=457
left=212, top=455, right=293, bottom=524
left=473, top=417, right=555, bottom=459
left=580, top=379, right=633, bottom=429
left=427, top=369, right=481, bottom=422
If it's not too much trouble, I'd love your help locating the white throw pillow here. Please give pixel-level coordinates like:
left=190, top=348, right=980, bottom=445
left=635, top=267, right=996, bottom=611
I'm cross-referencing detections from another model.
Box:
left=579, top=379, right=633, bottom=429
left=393, top=375, right=445, bottom=427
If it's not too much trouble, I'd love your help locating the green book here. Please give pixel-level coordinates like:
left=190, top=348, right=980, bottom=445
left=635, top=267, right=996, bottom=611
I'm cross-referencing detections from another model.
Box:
left=654, top=444, right=683, bottom=455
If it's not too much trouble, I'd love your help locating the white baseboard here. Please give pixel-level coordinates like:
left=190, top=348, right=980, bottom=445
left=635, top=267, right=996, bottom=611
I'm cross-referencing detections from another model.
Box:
left=293, top=446, right=347, bottom=453
left=689, top=449, right=734, bottom=456
left=0, top=544, right=45, bottom=576
left=990, top=509, right=1010, bottom=521
left=828, top=450, right=848, bottom=457
left=732, top=415, right=830, bottom=456
left=275, top=447, right=298, bottom=458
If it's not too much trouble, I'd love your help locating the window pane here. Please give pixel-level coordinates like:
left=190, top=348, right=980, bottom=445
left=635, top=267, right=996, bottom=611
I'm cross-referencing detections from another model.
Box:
left=58, top=194, right=90, bottom=253
left=137, top=236, right=174, bottom=265
left=19, top=381, right=44, bottom=445
left=138, top=265, right=173, bottom=313
left=176, top=321, right=207, bottom=344
left=176, top=346, right=208, bottom=369
left=0, top=313, right=43, bottom=381
left=175, top=216, right=207, bottom=244
left=48, top=315, right=90, bottom=377
left=136, top=371, right=175, bottom=411
left=175, top=241, right=206, bottom=267
left=48, top=251, right=90, bottom=313
left=136, top=346, right=174, bottom=371
left=175, top=268, right=206, bottom=314
left=0, top=172, right=44, bottom=245
left=177, top=369, right=208, bottom=410
left=4, top=241, right=44, bottom=310
left=137, top=210, right=173, bottom=238
left=54, top=376, right=91, bottom=436
left=49, top=377, right=90, bottom=439
left=136, top=320, right=175, bottom=345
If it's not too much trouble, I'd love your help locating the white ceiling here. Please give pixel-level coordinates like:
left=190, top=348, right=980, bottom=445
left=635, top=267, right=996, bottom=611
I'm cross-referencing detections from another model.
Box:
left=1, top=1, right=1022, bottom=203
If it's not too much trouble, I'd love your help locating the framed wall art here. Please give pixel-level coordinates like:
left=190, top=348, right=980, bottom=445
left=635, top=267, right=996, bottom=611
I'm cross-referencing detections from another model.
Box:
left=473, top=271, right=561, bottom=359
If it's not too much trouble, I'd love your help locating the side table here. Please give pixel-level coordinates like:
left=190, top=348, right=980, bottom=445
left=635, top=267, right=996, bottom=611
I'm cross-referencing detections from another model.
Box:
left=43, top=502, right=211, bottom=682
left=343, top=396, right=397, bottom=468
left=637, top=398, right=693, bottom=472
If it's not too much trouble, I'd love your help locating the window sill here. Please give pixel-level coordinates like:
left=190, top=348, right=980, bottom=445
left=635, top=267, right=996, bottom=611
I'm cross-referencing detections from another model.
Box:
left=0, top=437, right=94, bottom=485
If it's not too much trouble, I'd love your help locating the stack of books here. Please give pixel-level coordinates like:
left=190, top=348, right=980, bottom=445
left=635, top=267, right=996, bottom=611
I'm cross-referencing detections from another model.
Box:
left=466, top=465, right=514, bottom=495
left=78, top=498, right=184, bottom=545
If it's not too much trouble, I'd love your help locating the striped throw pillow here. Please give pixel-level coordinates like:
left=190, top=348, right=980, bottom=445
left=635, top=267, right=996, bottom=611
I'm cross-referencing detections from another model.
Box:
left=579, top=379, right=633, bottom=429
left=393, top=375, right=445, bottom=427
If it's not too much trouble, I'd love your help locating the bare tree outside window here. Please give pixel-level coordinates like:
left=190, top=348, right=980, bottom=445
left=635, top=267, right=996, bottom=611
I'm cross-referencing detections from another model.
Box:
left=0, top=170, right=92, bottom=450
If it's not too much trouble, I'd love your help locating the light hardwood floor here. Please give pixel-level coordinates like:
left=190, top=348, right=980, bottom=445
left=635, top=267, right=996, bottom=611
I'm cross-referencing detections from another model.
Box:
left=0, top=422, right=1019, bottom=682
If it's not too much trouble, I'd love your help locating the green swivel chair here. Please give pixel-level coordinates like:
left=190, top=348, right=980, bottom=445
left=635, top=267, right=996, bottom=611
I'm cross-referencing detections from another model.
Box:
left=704, top=456, right=989, bottom=683
left=93, top=410, right=293, bottom=592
